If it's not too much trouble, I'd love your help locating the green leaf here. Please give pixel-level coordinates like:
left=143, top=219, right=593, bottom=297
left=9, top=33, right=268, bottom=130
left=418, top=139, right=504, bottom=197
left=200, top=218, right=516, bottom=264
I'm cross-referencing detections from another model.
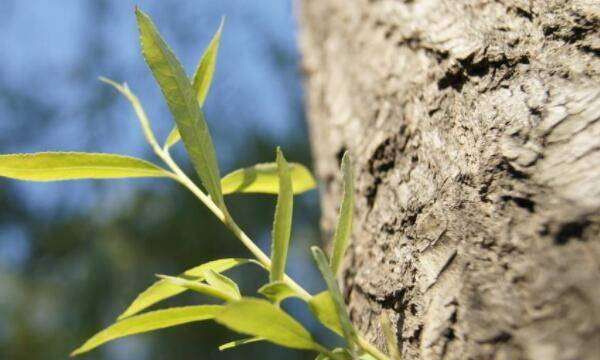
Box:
left=118, top=258, right=251, bottom=320
left=192, top=17, right=223, bottom=107
left=311, top=247, right=359, bottom=349
left=360, top=354, right=378, bottom=360
left=136, top=7, right=225, bottom=211
left=258, top=281, right=301, bottom=304
left=203, top=269, right=241, bottom=300
left=0, top=152, right=171, bottom=182
left=315, top=348, right=353, bottom=360
left=221, top=162, right=317, bottom=195
left=157, top=275, right=236, bottom=302
left=163, top=18, right=223, bottom=150
left=215, top=298, right=318, bottom=350
left=99, top=77, right=159, bottom=148
left=269, top=148, right=294, bottom=283
left=381, top=312, right=401, bottom=360
left=330, top=152, right=355, bottom=275
left=308, top=291, right=342, bottom=336
left=218, top=337, right=264, bottom=351
left=71, top=305, right=221, bottom=356
left=163, top=126, right=182, bottom=150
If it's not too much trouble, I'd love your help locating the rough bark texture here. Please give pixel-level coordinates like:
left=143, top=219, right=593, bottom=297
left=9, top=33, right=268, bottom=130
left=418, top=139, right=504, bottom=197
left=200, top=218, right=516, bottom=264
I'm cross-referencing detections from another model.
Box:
left=299, top=1, right=600, bottom=359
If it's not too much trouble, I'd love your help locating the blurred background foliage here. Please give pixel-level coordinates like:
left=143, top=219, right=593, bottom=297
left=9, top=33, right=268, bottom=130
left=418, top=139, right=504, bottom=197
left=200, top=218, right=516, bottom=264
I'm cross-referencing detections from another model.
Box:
left=0, top=1, right=328, bottom=359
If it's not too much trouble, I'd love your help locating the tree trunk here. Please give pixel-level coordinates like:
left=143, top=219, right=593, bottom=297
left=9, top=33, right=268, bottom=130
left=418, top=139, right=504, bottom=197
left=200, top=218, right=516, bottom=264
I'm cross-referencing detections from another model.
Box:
left=299, top=1, right=600, bottom=359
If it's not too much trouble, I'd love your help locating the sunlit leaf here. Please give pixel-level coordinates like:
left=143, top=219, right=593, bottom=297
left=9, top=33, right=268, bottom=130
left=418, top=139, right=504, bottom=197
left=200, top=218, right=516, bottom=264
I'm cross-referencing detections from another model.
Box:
left=315, top=348, right=354, bottom=360
left=258, top=281, right=300, bottom=304
left=136, top=7, right=225, bottom=211
left=203, top=269, right=241, bottom=300
left=163, top=126, right=182, bottom=150
left=118, top=258, right=251, bottom=320
left=99, top=77, right=159, bottom=148
left=330, top=152, right=355, bottom=275
left=157, top=275, right=236, bottom=302
left=269, top=148, right=293, bottom=283
left=381, top=312, right=401, bottom=360
left=71, top=305, right=221, bottom=356
left=215, top=298, right=317, bottom=350
left=163, top=18, right=223, bottom=150
left=218, top=337, right=264, bottom=351
left=221, top=162, right=316, bottom=195
left=192, top=17, right=223, bottom=107
left=312, top=247, right=359, bottom=349
left=309, top=291, right=342, bottom=336
left=0, top=152, right=171, bottom=181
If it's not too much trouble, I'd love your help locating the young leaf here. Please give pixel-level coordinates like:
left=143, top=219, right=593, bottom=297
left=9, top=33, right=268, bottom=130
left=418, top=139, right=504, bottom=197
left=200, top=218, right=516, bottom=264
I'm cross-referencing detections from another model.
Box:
left=99, top=77, right=159, bottom=148
left=315, top=348, right=354, bottom=360
left=71, top=305, right=222, bottom=356
left=269, top=148, right=294, bottom=283
left=0, top=152, right=172, bottom=181
left=136, top=8, right=225, bottom=211
left=218, top=337, right=264, bottom=351
left=119, top=258, right=251, bottom=320
left=311, top=247, right=359, bottom=349
left=163, top=18, right=224, bottom=150
left=258, top=281, right=300, bottom=304
left=215, top=298, right=318, bottom=350
left=360, top=355, right=378, bottom=360
left=308, top=291, right=342, bottom=336
left=202, top=269, right=241, bottom=300
left=221, top=162, right=317, bottom=195
left=192, top=17, right=223, bottom=107
left=157, top=275, right=237, bottom=302
left=163, top=126, right=182, bottom=150
left=381, top=312, right=401, bottom=360
left=330, top=152, right=355, bottom=275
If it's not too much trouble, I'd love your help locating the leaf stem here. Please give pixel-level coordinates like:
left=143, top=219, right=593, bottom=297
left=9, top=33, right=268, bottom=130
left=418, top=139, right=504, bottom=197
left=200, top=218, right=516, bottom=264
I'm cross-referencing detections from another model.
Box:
left=157, top=150, right=389, bottom=360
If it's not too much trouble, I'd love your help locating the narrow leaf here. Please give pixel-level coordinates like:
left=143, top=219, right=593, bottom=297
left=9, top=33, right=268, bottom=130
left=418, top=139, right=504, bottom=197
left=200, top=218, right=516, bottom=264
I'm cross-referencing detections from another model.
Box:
left=157, top=275, right=236, bottom=302
left=136, top=8, right=225, bottom=211
left=308, top=291, right=342, bottom=336
left=99, top=77, right=159, bottom=148
left=203, top=269, right=241, bottom=300
left=221, top=162, right=316, bottom=195
left=163, top=126, right=182, bottom=150
left=0, top=152, right=171, bottom=181
left=312, top=247, right=359, bottom=349
left=330, top=152, right=355, bottom=275
left=219, top=337, right=264, bottom=351
left=381, top=312, right=401, bottom=360
left=118, top=258, right=251, bottom=320
left=315, top=348, right=353, bottom=360
left=71, top=305, right=221, bottom=356
left=270, top=148, right=293, bottom=282
left=215, top=298, right=317, bottom=350
left=192, top=17, right=223, bottom=107
left=360, top=355, right=378, bottom=360
left=258, top=281, right=300, bottom=304
left=163, top=18, right=223, bottom=151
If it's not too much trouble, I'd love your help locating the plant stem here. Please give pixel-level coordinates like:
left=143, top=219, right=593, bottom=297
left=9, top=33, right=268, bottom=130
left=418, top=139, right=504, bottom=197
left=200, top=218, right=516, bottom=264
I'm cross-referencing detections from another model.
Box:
left=158, top=150, right=390, bottom=360
left=358, top=336, right=391, bottom=360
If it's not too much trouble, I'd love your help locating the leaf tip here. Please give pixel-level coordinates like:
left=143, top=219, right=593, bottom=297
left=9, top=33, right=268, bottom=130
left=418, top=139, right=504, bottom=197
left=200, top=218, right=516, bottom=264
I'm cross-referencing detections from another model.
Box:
left=70, top=346, right=83, bottom=357
left=310, top=246, right=321, bottom=259
left=341, top=151, right=352, bottom=171
left=217, top=16, right=226, bottom=34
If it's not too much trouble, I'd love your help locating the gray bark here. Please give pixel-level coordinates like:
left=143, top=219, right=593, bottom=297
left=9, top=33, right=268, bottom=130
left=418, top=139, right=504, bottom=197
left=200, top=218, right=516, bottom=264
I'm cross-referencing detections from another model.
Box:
left=299, top=1, right=600, bottom=359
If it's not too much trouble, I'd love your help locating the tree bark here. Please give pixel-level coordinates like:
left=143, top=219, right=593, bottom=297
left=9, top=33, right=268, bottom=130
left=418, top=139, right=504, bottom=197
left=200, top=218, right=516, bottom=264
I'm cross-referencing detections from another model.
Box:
left=299, top=1, right=600, bottom=359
